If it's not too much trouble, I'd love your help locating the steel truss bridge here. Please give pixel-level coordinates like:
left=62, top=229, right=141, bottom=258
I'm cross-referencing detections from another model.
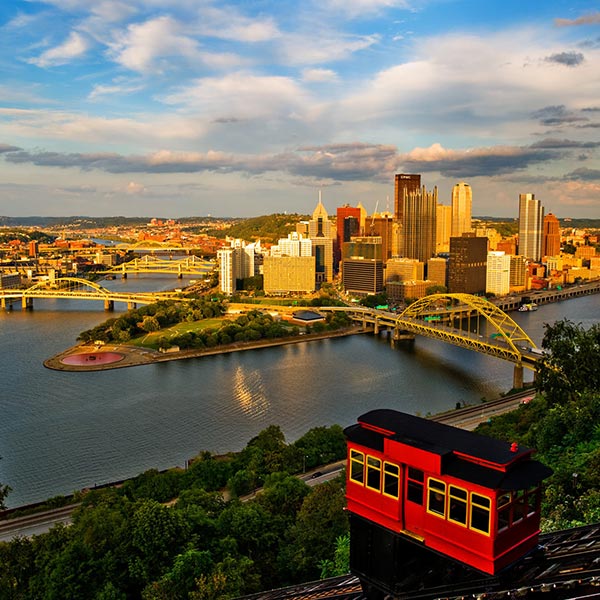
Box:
left=0, top=277, right=184, bottom=311
left=101, top=255, right=215, bottom=278
left=321, top=293, right=540, bottom=388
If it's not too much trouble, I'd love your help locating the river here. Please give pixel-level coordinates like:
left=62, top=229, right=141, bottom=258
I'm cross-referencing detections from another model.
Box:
left=0, top=277, right=597, bottom=508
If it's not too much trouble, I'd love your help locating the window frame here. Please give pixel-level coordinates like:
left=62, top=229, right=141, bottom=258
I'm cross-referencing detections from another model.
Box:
left=349, top=449, right=364, bottom=485
left=448, top=484, right=468, bottom=527
left=366, top=455, right=382, bottom=492
left=382, top=461, right=400, bottom=499
left=427, top=477, right=446, bottom=518
left=470, top=492, right=491, bottom=536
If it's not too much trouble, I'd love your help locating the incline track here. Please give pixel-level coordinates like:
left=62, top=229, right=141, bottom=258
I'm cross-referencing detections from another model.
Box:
left=238, top=523, right=600, bottom=600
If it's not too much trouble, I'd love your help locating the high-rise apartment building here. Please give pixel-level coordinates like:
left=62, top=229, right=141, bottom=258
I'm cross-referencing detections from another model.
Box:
left=542, top=213, right=560, bottom=257
left=448, top=235, right=488, bottom=294
left=518, top=193, right=544, bottom=261
left=486, top=251, right=510, bottom=296
left=436, top=204, right=452, bottom=253
left=394, top=174, right=421, bottom=221
left=217, top=239, right=257, bottom=294
left=271, top=232, right=312, bottom=257
left=399, top=185, right=437, bottom=262
left=451, top=182, right=472, bottom=237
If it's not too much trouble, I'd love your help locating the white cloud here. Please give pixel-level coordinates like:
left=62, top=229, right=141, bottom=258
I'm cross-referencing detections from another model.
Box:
left=193, top=5, right=281, bottom=42
left=279, top=32, right=379, bottom=65
left=302, top=68, right=339, bottom=82
left=163, top=72, right=311, bottom=121
left=29, top=31, right=89, bottom=67
left=88, top=81, right=145, bottom=101
left=107, top=16, right=201, bottom=73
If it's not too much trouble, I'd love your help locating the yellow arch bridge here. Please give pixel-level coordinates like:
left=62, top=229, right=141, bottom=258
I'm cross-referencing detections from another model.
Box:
left=0, top=278, right=184, bottom=312
left=322, top=293, right=541, bottom=389
left=102, top=255, right=215, bottom=278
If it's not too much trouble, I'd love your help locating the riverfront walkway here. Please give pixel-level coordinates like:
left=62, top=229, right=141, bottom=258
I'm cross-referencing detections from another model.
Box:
left=44, top=326, right=366, bottom=371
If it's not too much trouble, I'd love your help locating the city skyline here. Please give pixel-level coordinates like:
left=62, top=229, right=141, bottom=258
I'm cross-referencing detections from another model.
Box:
left=1, top=1, right=600, bottom=218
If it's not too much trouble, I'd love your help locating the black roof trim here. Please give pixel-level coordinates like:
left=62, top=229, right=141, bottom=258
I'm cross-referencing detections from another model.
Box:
left=355, top=409, right=533, bottom=466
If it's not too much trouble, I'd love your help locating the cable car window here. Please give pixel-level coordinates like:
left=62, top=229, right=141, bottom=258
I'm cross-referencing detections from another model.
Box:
left=513, top=490, right=526, bottom=523
left=350, top=450, right=364, bottom=485
left=407, top=468, right=424, bottom=505
left=366, top=456, right=381, bottom=491
left=448, top=485, right=468, bottom=526
left=383, top=462, right=399, bottom=498
left=498, top=506, right=510, bottom=532
left=427, top=479, right=446, bottom=517
left=470, top=493, right=491, bottom=535
left=527, top=486, right=539, bottom=517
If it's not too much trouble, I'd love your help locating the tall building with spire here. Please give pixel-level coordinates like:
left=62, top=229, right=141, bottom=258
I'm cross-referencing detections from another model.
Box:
left=399, top=184, right=437, bottom=263
left=451, top=182, right=472, bottom=237
left=542, top=212, right=560, bottom=257
left=518, top=193, right=544, bottom=261
left=308, top=193, right=334, bottom=285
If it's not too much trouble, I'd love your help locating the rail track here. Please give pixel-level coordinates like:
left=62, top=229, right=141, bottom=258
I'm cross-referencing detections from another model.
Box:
left=237, top=523, right=600, bottom=600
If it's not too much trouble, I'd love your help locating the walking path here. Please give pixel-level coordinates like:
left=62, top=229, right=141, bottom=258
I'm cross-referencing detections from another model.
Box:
left=44, top=326, right=366, bottom=372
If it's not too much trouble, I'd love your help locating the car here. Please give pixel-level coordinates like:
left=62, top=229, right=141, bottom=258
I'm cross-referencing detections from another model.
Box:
left=310, top=471, right=323, bottom=479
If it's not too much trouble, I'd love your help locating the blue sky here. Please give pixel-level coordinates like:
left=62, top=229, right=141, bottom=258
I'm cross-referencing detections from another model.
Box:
left=1, top=0, right=599, bottom=218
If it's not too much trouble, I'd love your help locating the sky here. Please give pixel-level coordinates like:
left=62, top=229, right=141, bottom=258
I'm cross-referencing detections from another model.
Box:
left=1, top=0, right=600, bottom=219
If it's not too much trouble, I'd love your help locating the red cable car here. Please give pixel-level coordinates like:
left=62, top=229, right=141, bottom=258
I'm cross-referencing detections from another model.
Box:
left=345, top=409, right=552, bottom=591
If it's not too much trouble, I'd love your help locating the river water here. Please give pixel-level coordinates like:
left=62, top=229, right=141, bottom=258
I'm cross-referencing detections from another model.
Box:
left=0, top=277, right=597, bottom=508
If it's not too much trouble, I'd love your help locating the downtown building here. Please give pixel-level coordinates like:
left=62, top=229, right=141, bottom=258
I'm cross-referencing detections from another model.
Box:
left=308, top=197, right=334, bottom=287
left=542, top=213, right=561, bottom=257
left=448, top=235, right=488, bottom=294
left=394, top=173, right=421, bottom=221
left=263, top=233, right=315, bottom=295
left=518, top=193, right=544, bottom=261
left=399, top=184, right=438, bottom=263
left=341, top=236, right=384, bottom=295
left=217, top=239, right=259, bottom=295
left=486, top=251, right=511, bottom=296
left=451, top=182, right=472, bottom=237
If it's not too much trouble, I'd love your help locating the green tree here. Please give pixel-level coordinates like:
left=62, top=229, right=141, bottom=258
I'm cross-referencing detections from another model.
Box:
left=536, top=319, right=600, bottom=404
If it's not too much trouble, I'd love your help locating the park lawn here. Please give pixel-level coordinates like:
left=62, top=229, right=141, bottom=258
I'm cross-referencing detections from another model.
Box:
left=128, top=317, right=232, bottom=349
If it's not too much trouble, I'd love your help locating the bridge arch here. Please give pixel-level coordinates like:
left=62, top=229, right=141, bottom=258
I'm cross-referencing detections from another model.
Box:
left=399, top=293, right=535, bottom=354
left=24, top=277, right=111, bottom=297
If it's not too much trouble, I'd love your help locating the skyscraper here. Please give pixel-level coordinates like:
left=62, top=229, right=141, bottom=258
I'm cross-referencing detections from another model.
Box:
left=451, top=182, right=472, bottom=237
left=542, top=213, right=560, bottom=257
left=308, top=195, right=334, bottom=284
left=394, top=174, right=421, bottom=221
left=399, top=185, right=437, bottom=263
left=336, top=204, right=362, bottom=269
left=436, top=203, right=452, bottom=253
left=518, top=193, right=544, bottom=261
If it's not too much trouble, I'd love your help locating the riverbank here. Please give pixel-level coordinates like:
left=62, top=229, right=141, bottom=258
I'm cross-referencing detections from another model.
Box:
left=44, top=325, right=367, bottom=372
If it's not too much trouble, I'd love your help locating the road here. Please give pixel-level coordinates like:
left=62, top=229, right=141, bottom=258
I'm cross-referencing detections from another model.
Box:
left=0, top=504, right=79, bottom=543
left=0, top=390, right=533, bottom=543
